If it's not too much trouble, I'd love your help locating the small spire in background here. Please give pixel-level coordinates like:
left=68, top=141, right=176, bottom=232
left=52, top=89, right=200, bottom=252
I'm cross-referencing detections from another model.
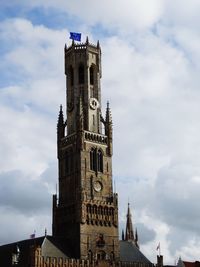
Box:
left=97, top=40, right=100, bottom=48
left=135, top=228, right=138, bottom=242
left=122, top=229, right=125, bottom=241
left=107, top=101, right=109, bottom=109
left=45, top=228, right=47, bottom=237
left=135, top=228, right=139, bottom=249
left=106, top=101, right=112, bottom=123
left=125, top=202, right=134, bottom=241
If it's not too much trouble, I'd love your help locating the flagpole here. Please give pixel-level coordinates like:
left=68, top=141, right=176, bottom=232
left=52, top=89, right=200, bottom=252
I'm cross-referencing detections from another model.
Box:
left=156, top=242, right=161, bottom=256
left=159, top=243, right=161, bottom=257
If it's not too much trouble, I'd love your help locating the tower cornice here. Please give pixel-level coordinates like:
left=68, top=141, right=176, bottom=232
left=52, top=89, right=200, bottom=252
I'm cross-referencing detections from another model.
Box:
left=65, top=39, right=101, bottom=56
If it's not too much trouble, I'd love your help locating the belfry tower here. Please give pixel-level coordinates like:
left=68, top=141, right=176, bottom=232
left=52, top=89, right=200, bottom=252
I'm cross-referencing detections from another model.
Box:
left=52, top=38, right=119, bottom=260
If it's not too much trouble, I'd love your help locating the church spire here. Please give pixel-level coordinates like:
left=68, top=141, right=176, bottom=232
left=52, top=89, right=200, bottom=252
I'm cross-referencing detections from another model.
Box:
left=122, top=229, right=125, bottom=241
left=125, top=203, right=134, bottom=241
left=135, top=228, right=139, bottom=249
left=124, top=203, right=140, bottom=248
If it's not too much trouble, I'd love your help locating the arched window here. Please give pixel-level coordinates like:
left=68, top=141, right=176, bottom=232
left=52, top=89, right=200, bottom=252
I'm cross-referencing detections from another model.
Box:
left=87, top=204, right=91, bottom=213
left=65, top=151, right=70, bottom=174
left=97, top=251, right=106, bottom=260
left=65, top=149, right=73, bottom=174
left=88, top=250, right=93, bottom=262
left=94, top=205, right=97, bottom=214
left=90, top=148, right=103, bottom=172
left=97, top=150, right=103, bottom=172
left=90, top=66, right=94, bottom=85
left=70, top=152, right=74, bottom=173
left=79, top=64, right=84, bottom=84
left=90, top=148, right=96, bottom=171
left=104, top=207, right=108, bottom=216
left=110, top=208, right=114, bottom=216
left=96, top=236, right=105, bottom=249
left=110, top=252, right=115, bottom=261
left=69, top=66, right=74, bottom=86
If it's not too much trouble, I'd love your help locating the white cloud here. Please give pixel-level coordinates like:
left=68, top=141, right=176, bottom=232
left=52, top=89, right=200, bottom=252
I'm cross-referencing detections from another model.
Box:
left=7, top=0, right=164, bottom=33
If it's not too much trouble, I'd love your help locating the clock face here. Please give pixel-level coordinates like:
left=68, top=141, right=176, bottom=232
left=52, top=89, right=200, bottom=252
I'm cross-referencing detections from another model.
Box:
left=90, top=98, right=99, bottom=110
left=93, top=181, right=103, bottom=192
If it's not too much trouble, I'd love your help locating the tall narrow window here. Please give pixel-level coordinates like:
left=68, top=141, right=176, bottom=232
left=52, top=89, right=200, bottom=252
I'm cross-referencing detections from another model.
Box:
left=65, top=151, right=69, bottom=174
left=93, top=115, right=95, bottom=126
left=70, top=149, right=74, bottom=173
left=90, top=148, right=96, bottom=171
left=90, top=148, right=103, bottom=172
left=97, top=150, right=103, bottom=172
left=79, top=64, right=84, bottom=84
left=70, top=66, right=74, bottom=86
left=90, top=87, right=94, bottom=98
left=90, top=66, right=94, bottom=85
left=65, top=149, right=73, bottom=174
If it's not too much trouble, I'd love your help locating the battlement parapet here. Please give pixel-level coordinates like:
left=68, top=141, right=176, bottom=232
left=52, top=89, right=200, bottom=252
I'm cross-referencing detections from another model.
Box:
left=61, top=133, right=77, bottom=147
left=84, top=131, right=107, bottom=145
left=65, top=41, right=100, bottom=55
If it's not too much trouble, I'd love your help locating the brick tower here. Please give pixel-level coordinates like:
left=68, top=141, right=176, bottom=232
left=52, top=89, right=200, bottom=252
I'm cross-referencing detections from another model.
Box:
left=52, top=37, right=119, bottom=261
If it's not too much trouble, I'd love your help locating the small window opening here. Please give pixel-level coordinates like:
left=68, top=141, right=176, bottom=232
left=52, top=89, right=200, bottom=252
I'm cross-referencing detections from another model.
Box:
left=79, top=65, right=84, bottom=84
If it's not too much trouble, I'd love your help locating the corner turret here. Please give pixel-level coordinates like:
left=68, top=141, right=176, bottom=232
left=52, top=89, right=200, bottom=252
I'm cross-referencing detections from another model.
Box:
left=57, top=105, right=65, bottom=140
left=105, top=101, right=113, bottom=156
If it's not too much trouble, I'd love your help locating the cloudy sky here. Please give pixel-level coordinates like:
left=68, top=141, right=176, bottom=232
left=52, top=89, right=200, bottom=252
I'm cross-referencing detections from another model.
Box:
left=1, top=0, right=200, bottom=264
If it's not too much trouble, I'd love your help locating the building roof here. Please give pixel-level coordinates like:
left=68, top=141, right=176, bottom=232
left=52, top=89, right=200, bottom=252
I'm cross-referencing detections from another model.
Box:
left=183, top=262, right=200, bottom=267
left=0, top=237, right=152, bottom=266
left=0, top=236, right=71, bottom=267
left=119, top=240, right=152, bottom=264
left=177, top=258, right=200, bottom=267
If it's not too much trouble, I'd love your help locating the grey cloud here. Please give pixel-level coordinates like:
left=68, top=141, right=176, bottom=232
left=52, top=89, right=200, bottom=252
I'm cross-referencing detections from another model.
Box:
left=0, top=206, right=52, bottom=245
left=153, top=163, right=200, bottom=233
left=136, top=223, right=156, bottom=245
left=0, top=170, right=51, bottom=215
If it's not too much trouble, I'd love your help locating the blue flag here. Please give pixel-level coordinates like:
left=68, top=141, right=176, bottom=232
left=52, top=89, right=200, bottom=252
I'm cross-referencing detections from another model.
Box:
left=70, top=32, right=81, bottom=42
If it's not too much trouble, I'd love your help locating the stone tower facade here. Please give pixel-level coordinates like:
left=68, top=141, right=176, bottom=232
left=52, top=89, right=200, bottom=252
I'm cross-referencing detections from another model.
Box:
left=52, top=38, right=119, bottom=261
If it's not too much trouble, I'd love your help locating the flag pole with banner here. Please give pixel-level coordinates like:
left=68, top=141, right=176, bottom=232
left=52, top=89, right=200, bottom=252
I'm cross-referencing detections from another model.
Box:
left=69, top=32, right=81, bottom=42
left=156, top=242, right=161, bottom=256
left=30, top=230, right=36, bottom=239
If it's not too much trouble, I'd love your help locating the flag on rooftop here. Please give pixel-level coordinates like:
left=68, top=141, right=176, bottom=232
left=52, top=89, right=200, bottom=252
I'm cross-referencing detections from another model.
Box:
left=30, top=233, right=35, bottom=239
left=69, top=32, right=81, bottom=42
left=30, top=230, right=36, bottom=239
